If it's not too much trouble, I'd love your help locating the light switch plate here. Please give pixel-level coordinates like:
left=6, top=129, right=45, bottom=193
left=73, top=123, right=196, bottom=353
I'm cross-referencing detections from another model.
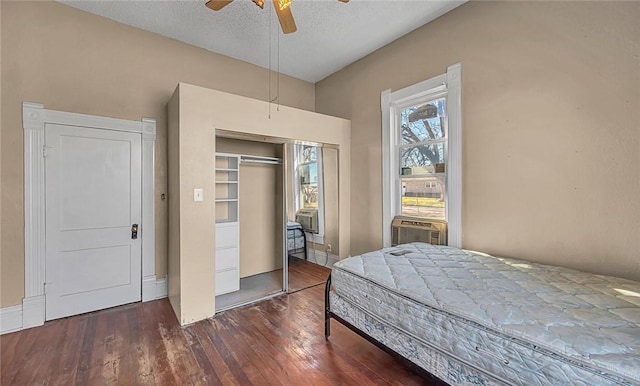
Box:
left=194, top=188, right=204, bottom=202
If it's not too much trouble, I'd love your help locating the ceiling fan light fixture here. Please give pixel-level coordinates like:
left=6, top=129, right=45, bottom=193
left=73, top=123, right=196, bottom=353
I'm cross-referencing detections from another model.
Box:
left=205, top=0, right=233, bottom=11
left=206, top=0, right=344, bottom=34
left=277, top=0, right=291, bottom=10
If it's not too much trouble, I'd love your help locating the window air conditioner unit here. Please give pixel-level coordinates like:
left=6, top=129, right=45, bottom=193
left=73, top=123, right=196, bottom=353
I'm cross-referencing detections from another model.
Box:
left=295, top=208, right=319, bottom=234
left=391, top=216, right=447, bottom=246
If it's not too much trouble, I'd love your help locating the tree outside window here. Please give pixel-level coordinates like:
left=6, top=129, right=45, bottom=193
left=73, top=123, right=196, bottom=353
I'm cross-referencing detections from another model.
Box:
left=297, top=145, right=319, bottom=209
left=399, top=97, right=447, bottom=220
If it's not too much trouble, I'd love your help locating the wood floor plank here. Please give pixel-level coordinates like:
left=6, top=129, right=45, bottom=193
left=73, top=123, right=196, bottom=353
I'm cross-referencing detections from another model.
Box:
left=156, top=307, right=203, bottom=385
left=75, top=313, right=98, bottom=385
left=142, top=301, right=179, bottom=385
left=288, top=257, right=331, bottom=292
left=0, top=329, right=20, bottom=384
left=0, top=263, right=440, bottom=386
left=31, top=318, right=70, bottom=384
left=212, top=314, right=269, bottom=385
left=235, top=305, right=308, bottom=382
left=253, top=293, right=378, bottom=385
left=220, top=311, right=292, bottom=385
left=6, top=320, right=45, bottom=384
left=206, top=317, right=255, bottom=385
left=243, top=297, right=340, bottom=386
left=130, top=302, right=157, bottom=385
left=8, top=318, right=66, bottom=385
left=49, top=315, right=88, bottom=385
left=190, top=322, right=237, bottom=385
left=183, top=324, right=221, bottom=385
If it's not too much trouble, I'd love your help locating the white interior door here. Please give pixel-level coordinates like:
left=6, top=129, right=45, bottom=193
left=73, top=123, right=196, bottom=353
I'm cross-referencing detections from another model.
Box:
left=45, top=123, right=142, bottom=320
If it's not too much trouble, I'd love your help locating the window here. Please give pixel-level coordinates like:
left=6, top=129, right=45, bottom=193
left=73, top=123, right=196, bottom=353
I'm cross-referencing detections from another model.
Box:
left=400, top=97, right=447, bottom=220
left=296, top=145, right=319, bottom=209
left=292, top=144, right=324, bottom=243
left=381, top=63, right=462, bottom=248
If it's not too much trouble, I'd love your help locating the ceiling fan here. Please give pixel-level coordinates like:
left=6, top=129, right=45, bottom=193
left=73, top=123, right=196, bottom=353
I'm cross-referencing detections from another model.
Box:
left=206, top=0, right=348, bottom=34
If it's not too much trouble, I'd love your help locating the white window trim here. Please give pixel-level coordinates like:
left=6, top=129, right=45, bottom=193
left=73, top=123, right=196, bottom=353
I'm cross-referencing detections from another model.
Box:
left=381, top=63, right=462, bottom=248
left=291, top=144, right=325, bottom=244
left=21, top=102, right=159, bottom=331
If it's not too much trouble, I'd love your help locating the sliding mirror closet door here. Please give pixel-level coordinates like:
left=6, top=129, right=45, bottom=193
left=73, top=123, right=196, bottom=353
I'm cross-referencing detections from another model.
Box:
left=286, top=145, right=339, bottom=293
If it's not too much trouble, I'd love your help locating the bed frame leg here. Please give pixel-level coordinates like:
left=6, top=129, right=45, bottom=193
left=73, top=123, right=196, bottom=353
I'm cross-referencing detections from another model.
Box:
left=324, top=273, right=332, bottom=339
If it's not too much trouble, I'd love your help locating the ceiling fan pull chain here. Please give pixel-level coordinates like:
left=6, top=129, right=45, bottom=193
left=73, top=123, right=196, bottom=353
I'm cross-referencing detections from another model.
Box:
left=268, top=2, right=272, bottom=119
left=277, top=21, right=280, bottom=112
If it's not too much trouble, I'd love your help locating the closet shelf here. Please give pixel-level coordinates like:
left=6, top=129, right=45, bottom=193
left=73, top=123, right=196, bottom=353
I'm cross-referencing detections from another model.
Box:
left=215, top=153, right=240, bottom=295
left=215, top=218, right=238, bottom=224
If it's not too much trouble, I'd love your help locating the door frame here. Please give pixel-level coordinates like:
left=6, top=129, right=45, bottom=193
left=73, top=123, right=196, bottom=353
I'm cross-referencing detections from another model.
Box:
left=22, top=102, right=156, bottom=329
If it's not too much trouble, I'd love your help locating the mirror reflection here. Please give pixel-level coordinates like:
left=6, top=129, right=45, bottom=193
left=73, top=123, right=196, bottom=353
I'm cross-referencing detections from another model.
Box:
left=286, top=145, right=338, bottom=293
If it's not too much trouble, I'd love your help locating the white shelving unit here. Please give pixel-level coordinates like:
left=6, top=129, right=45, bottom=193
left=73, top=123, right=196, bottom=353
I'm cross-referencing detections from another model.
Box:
left=215, top=153, right=240, bottom=295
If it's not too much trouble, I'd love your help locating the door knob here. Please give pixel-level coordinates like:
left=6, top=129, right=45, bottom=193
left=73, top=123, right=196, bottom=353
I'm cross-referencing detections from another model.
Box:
left=131, top=224, right=138, bottom=240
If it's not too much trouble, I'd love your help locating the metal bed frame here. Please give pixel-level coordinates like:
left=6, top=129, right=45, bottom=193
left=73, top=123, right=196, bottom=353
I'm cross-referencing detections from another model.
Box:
left=287, top=222, right=307, bottom=261
left=324, top=273, right=447, bottom=385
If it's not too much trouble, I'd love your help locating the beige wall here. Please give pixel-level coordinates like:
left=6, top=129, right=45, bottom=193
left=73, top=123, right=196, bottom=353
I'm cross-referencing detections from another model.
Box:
left=316, top=1, right=640, bottom=280
left=167, top=87, right=181, bottom=322
left=216, top=138, right=283, bottom=278
left=0, top=1, right=314, bottom=308
left=169, top=86, right=217, bottom=324
left=238, top=163, right=282, bottom=277
left=0, top=1, right=3, bottom=298
left=320, top=147, right=339, bottom=254
left=169, top=83, right=349, bottom=324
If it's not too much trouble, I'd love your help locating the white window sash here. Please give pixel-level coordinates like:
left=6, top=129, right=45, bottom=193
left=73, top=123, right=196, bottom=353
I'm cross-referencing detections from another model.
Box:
left=382, top=63, right=462, bottom=248
left=292, top=144, right=325, bottom=244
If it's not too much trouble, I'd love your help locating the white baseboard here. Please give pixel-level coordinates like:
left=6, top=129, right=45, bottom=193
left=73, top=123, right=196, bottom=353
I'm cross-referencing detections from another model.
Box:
left=306, top=249, right=339, bottom=268
left=0, top=305, right=23, bottom=335
left=143, top=275, right=168, bottom=301
left=22, top=295, right=45, bottom=329
left=304, top=232, right=325, bottom=245
left=1, top=276, right=168, bottom=335
left=155, top=276, right=168, bottom=299
left=142, top=275, right=157, bottom=302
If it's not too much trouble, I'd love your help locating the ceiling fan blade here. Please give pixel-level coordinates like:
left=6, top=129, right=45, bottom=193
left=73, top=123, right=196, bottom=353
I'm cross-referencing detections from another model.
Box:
left=272, top=0, right=297, bottom=34
left=338, top=0, right=349, bottom=2
left=205, top=0, right=234, bottom=11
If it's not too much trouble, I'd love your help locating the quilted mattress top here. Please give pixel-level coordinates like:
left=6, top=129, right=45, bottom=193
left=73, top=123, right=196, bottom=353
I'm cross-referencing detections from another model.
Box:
left=333, top=243, right=640, bottom=382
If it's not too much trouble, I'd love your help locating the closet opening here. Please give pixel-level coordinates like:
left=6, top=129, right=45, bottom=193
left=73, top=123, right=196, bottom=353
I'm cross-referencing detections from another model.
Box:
left=214, top=132, right=340, bottom=312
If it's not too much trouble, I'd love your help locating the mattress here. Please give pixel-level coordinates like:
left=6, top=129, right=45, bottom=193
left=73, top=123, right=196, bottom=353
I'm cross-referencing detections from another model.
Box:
left=287, top=221, right=305, bottom=251
left=330, top=243, right=640, bottom=385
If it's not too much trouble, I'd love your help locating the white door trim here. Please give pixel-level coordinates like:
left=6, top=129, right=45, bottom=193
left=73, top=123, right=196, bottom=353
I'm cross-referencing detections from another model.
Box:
left=22, top=102, right=156, bottom=330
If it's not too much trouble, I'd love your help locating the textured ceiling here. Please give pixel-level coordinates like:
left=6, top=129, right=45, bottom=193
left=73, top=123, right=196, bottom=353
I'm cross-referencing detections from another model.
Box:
left=60, top=0, right=465, bottom=83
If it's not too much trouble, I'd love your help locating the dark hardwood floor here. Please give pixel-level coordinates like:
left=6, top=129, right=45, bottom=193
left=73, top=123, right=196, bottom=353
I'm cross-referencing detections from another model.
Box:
left=0, top=285, right=434, bottom=385
left=287, top=257, right=331, bottom=293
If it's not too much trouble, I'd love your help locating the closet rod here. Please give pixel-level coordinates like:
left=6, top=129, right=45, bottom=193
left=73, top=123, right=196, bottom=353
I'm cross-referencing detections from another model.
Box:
left=241, top=158, right=281, bottom=165
left=240, top=154, right=282, bottom=165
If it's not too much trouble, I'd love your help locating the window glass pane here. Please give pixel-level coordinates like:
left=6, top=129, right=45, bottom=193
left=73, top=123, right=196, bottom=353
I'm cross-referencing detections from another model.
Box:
left=300, top=146, right=316, bottom=163
left=400, top=143, right=445, bottom=175
left=297, top=145, right=319, bottom=209
left=301, top=184, right=318, bottom=208
left=401, top=98, right=446, bottom=145
left=401, top=176, right=445, bottom=220
left=299, top=163, right=318, bottom=185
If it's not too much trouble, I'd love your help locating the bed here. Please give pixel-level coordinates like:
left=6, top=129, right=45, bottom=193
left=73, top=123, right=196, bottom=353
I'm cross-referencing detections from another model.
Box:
left=324, top=242, right=640, bottom=385
left=287, top=221, right=307, bottom=260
